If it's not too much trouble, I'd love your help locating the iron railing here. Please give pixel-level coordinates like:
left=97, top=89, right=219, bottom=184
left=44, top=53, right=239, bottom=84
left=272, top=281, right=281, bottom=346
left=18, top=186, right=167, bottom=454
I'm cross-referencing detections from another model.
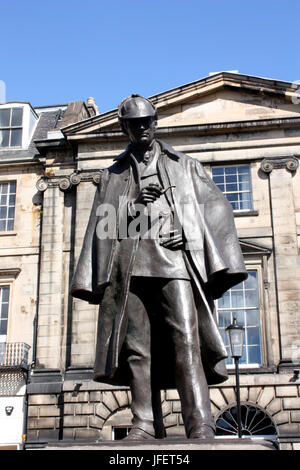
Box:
left=0, top=343, right=30, bottom=369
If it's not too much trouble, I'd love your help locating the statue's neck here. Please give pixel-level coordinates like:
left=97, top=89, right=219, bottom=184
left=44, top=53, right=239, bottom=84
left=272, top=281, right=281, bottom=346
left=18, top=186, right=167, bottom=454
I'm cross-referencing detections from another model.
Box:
left=130, top=139, right=155, bottom=163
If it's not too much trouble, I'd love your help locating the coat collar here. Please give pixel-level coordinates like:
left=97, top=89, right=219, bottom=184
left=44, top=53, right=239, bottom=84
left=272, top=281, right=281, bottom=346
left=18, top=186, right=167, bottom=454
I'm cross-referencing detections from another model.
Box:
left=113, top=139, right=180, bottom=162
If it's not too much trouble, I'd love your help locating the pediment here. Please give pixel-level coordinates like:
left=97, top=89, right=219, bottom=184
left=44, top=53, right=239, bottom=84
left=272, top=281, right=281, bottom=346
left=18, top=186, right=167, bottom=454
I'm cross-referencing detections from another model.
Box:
left=239, top=240, right=271, bottom=256
left=62, top=72, right=300, bottom=139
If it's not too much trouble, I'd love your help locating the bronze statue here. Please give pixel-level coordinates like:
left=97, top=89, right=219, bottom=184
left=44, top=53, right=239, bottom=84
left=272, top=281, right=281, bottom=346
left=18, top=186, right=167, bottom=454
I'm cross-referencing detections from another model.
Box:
left=70, top=95, right=247, bottom=440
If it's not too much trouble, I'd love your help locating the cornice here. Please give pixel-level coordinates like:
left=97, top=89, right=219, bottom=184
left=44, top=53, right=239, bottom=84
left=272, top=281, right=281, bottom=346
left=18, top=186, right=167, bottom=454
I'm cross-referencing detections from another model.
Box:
left=0, top=268, right=21, bottom=278
left=62, top=116, right=300, bottom=144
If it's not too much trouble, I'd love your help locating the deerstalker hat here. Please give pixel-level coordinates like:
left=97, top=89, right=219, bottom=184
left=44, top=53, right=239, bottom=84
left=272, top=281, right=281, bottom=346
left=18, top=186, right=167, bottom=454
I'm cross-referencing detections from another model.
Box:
left=118, top=94, right=157, bottom=121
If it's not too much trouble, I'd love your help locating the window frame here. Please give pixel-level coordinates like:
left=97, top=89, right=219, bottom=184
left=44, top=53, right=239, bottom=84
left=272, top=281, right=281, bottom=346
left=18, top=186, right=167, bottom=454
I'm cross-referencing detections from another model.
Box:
left=211, top=164, right=254, bottom=213
left=0, top=269, right=20, bottom=345
left=0, top=103, right=38, bottom=150
left=0, top=181, right=17, bottom=232
left=216, top=262, right=267, bottom=369
left=0, top=107, right=23, bottom=148
left=0, top=285, right=10, bottom=342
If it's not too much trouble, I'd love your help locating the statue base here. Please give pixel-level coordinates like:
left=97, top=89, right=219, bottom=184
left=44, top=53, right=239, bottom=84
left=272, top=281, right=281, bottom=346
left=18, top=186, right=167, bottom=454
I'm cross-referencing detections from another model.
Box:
left=25, top=437, right=277, bottom=451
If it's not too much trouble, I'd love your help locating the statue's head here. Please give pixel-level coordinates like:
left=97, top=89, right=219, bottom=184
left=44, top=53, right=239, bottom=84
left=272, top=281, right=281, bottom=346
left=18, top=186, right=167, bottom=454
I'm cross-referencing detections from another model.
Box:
left=118, top=94, right=157, bottom=147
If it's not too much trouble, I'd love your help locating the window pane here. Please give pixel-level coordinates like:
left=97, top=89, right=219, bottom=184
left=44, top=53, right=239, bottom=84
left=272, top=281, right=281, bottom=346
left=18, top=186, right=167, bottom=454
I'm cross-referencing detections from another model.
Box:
left=245, top=271, right=257, bottom=288
left=10, top=128, right=22, bottom=146
left=9, top=194, right=16, bottom=205
left=226, top=175, right=237, bottom=183
left=246, top=309, right=260, bottom=327
left=225, top=167, right=237, bottom=175
left=245, top=289, right=258, bottom=307
left=0, top=320, right=7, bottom=336
left=0, top=207, right=7, bottom=219
left=0, top=129, right=9, bottom=147
left=247, top=327, right=260, bottom=345
left=9, top=182, right=16, bottom=193
left=1, top=303, right=8, bottom=318
left=0, top=108, right=10, bottom=126
left=239, top=180, right=250, bottom=191
left=226, top=183, right=238, bottom=192
left=2, top=288, right=9, bottom=303
left=234, top=309, right=246, bottom=326
left=227, top=193, right=239, bottom=202
left=212, top=167, right=224, bottom=176
left=218, top=292, right=230, bottom=308
left=1, top=184, right=8, bottom=195
left=248, top=346, right=262, bottom=364
left=8, top=206, right=15, bottom=219
left=218, top=311, right=231, bottom=328
left=0, top=220, right=6, bottom=231
left=214, top=176, right=224, bottom=184
left=239, top=200, right=251, bottom=211
left=6, top=219, right=14, bottom=230
left=231, top=290, right=244, bottom=308
left=11, top=108, right=23, bottom=126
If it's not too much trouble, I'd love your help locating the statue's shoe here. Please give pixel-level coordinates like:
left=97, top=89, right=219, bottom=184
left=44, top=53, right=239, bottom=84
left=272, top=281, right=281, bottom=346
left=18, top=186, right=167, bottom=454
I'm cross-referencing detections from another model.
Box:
left=123, top=428, right=155, bottom=441
left=189, top=424, right=215, bottom=439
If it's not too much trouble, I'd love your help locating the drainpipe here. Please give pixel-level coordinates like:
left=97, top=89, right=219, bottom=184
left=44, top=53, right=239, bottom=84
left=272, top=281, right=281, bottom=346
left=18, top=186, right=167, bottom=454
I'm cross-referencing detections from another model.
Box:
left=21, top=363, right=30, bottom=450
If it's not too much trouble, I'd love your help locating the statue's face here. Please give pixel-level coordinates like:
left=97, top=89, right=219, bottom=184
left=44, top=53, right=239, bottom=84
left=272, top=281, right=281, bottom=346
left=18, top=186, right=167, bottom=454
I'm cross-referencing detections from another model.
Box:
left=124, top=116, right=156, bottom=147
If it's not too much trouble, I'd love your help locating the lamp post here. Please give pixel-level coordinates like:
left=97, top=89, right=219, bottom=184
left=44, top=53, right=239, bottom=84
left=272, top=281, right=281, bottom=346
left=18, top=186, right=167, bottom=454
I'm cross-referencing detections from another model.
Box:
left=226, top=317, right=245, bottom=438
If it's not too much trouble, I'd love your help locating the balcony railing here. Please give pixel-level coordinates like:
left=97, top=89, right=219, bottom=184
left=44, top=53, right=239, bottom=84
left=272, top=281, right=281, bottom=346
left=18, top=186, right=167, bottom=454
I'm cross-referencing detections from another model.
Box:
left=0, top=342, right=30, bottom=368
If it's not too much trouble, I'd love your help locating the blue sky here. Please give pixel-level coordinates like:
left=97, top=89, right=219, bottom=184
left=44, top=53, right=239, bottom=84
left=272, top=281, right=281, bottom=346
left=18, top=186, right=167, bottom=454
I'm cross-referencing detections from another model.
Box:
left=1, top=0, right=300, bottom=112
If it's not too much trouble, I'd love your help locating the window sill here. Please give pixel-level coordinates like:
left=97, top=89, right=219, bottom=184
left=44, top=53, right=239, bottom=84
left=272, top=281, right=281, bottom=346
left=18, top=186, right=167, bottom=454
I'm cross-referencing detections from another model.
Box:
left=0, top=230, right=17, bottom=237
left=227, top=366, right=277, bottom=374
left=0, top=147, right=22, bottom=150
left=233, top=210, right=259, bottom=217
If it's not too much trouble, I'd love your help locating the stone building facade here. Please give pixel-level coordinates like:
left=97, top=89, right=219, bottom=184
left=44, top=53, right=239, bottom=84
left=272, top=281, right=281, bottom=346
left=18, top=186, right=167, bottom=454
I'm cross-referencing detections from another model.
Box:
left=1, top=72, right=300, bottom=449
left=0, top=98, right=97, bottom=448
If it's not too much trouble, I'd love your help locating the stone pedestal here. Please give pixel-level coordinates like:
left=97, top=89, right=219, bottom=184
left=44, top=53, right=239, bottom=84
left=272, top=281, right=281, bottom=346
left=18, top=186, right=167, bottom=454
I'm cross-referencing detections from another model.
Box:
left=25, top=437, right=277, bottom=451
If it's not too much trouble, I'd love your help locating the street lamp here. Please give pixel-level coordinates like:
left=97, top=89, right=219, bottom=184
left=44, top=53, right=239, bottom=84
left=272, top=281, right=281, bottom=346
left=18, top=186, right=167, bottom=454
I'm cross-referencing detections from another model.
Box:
left=226, top=317, right=245, bottom=438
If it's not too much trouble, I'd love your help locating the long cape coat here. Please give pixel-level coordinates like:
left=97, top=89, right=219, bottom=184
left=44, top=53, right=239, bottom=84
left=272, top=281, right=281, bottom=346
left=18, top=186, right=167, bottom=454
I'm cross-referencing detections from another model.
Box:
left=70, top=140, right=248, bottom=387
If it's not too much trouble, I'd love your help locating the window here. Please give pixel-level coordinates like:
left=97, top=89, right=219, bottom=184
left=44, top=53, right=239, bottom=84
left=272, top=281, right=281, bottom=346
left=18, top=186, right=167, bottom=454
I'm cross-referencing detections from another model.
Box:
left=216, top=403, right=277, bottom=438
left=0, top=182, right=16, bottom=231
left=212, top=165, right=253, bottom=212
left=0, top=286, right=9, bottom=341
left=0, top=107, right=23, bottom=148
left=216, top=271, right=262, bottom=366
left=112, top=427, right=131, bottom=440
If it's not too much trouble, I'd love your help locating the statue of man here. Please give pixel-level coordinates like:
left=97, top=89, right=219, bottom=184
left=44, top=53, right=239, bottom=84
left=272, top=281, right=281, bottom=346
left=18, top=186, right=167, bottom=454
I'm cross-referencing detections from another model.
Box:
left=70, top=95, right=247, bottom=440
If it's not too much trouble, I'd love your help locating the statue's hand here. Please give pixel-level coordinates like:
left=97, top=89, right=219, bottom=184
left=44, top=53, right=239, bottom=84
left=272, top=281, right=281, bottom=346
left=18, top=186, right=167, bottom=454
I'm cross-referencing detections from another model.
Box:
left=134, top=183, right=163, bottom=205
left=160, top=229, right=184, bottom=249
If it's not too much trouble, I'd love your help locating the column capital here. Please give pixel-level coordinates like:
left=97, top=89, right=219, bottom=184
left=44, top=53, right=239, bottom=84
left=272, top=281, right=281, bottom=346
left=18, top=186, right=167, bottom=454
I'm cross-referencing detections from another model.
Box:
left=36, top=170, right=103, bottom=193
left=260, top=155, right=299, bottom=174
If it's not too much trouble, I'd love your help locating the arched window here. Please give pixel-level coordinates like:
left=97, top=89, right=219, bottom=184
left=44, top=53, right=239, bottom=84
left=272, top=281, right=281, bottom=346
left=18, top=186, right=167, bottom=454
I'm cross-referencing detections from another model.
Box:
left=215, top=403, right=277, bottom=438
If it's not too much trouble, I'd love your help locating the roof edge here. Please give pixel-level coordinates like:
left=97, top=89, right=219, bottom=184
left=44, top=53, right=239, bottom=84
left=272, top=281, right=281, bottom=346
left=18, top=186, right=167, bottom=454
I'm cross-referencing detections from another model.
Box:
left=61, top=72, right=298, bottom=136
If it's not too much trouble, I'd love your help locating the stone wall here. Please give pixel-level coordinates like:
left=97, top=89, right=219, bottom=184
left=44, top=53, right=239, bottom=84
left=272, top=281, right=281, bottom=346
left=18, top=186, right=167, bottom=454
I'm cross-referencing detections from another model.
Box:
left=27, top=374, right=300, bottom=449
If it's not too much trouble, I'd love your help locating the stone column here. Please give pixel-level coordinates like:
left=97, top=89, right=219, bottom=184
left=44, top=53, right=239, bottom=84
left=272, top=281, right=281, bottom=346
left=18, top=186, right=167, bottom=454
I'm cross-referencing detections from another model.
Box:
left=35, top=185, right=65, bottom=369
left=70, top=181, right=98, bottom=367
left=261, top=156, right=300, bottom=362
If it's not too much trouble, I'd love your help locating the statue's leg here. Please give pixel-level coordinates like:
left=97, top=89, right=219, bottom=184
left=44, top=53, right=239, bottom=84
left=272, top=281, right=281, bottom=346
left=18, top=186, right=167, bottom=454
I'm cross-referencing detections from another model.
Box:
left=123, top=279, right=155, bottom=439
left=161, top=278, right=215, bottom=438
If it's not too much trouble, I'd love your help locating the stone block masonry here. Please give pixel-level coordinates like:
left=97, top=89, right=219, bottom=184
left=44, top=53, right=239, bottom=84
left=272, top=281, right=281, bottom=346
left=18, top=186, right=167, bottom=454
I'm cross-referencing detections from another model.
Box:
left=26, top=375, right=300, bottom=448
